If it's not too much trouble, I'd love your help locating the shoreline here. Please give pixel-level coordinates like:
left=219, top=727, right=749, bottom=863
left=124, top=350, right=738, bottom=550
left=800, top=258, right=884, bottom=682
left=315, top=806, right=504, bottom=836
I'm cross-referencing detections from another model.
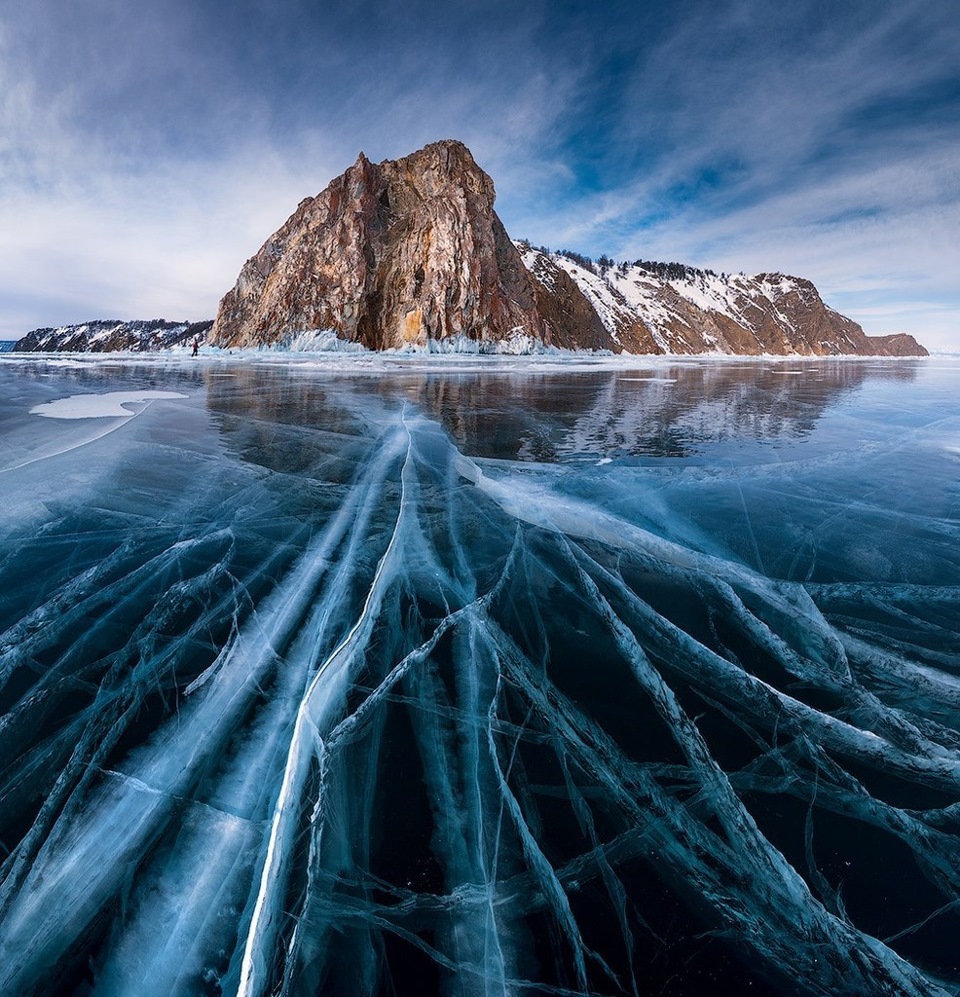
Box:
left=0, top=347, right=944, bottom=376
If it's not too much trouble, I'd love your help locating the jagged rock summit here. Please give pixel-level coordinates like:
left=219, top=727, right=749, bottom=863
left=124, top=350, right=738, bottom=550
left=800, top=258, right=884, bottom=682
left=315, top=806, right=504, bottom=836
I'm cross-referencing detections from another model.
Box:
left=213, top=140, right=550, bottom=351
left=212, top=140, right=927, bottom=356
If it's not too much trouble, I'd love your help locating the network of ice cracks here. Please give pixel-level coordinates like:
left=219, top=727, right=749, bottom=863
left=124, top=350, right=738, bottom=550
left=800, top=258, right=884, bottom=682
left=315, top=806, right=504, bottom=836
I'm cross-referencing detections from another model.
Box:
left=1, top=377, right=959, bottom=997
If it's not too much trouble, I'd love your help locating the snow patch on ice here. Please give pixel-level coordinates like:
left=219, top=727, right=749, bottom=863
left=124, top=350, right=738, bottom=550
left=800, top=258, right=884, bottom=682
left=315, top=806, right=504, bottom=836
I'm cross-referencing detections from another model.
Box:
left=30, top=391, right=188, bottom=420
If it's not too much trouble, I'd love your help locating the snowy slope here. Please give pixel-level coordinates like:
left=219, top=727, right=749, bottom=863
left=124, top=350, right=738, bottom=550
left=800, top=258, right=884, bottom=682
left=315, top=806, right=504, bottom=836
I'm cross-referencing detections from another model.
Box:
left=14, top=319, right=214, bottom=353
left=516, top=245, right=922, bottom=356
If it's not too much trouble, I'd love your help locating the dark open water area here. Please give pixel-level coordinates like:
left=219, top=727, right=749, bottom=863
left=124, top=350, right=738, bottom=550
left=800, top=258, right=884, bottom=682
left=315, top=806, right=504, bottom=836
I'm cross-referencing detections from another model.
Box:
left=0, top=354, right=958, bottom=996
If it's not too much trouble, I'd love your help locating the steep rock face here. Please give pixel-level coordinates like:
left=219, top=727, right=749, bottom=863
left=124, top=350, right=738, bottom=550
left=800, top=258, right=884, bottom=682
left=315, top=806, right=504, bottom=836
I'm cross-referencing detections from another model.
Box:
left=212, top=141, right=553, bottom=350
left=14, top=319, right=213, bottom=353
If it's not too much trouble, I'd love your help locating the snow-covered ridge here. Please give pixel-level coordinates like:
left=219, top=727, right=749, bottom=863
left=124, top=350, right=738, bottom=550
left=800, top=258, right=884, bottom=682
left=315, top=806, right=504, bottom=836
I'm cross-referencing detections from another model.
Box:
left=515, top=243, right=926, bottom=357
left=14, top=319, right=214, bottom=353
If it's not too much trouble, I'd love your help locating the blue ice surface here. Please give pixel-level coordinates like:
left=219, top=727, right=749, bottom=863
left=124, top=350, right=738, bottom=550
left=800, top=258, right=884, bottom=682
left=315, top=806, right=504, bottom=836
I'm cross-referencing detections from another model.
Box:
left=0, top=352, right=958, bottom=996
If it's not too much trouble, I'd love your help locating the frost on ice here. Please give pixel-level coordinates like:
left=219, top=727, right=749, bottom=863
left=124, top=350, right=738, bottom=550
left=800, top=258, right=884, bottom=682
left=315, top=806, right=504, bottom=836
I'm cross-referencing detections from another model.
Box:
left=0, top=358, right=958, bottom=996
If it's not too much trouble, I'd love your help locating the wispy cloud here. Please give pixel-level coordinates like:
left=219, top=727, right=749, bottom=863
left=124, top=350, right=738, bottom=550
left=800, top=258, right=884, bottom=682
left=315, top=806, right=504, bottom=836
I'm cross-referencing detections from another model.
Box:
left=505, top=0, right=960, bottom=347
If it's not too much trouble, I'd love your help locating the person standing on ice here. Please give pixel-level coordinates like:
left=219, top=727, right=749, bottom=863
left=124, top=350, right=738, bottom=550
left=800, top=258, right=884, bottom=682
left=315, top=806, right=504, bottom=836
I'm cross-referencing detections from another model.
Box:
left=191, top=336, right=199, bottom=357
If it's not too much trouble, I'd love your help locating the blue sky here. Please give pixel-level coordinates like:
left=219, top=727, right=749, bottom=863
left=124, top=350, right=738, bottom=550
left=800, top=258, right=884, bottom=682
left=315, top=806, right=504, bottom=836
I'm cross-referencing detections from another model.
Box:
left=1, top=0, right=958, bottom=348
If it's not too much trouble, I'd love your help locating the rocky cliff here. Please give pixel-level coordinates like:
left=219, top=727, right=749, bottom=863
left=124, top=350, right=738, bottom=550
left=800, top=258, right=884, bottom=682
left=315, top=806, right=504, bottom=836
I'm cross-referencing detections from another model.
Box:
left=213, top=141, right=550, bottom=351
left=14, top=319, right=213, bottom=353
left=210, top=139, right=924, bottom=356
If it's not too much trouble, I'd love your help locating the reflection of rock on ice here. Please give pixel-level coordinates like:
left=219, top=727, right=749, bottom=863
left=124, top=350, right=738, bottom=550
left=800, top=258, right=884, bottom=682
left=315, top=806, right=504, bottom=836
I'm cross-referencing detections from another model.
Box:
left=0, top=363, right=957, bottom=997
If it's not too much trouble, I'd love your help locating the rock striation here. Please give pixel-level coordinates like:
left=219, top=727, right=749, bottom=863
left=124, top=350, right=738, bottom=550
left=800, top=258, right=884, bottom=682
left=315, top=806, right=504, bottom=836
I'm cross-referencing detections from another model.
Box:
left=15, top=319, right=213, bottom=353
left=213, top=141, right=550, bottom=351
left=205, top=139, right=925, bottom=356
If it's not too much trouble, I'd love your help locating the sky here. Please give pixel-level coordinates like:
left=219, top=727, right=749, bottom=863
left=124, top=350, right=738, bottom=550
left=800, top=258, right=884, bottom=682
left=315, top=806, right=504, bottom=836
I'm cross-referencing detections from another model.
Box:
left=1, top=0, right=958, bottom=349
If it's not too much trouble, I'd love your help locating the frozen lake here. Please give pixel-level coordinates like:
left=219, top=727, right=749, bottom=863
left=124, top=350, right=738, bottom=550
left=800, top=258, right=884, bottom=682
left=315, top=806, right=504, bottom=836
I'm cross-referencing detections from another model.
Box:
left=1, top=353, right=958, bottom=996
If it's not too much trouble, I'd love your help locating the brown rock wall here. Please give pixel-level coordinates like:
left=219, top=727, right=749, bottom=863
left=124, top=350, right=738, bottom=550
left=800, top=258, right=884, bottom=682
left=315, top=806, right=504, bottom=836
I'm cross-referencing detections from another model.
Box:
left=212, top=141, right=549, bottom=350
